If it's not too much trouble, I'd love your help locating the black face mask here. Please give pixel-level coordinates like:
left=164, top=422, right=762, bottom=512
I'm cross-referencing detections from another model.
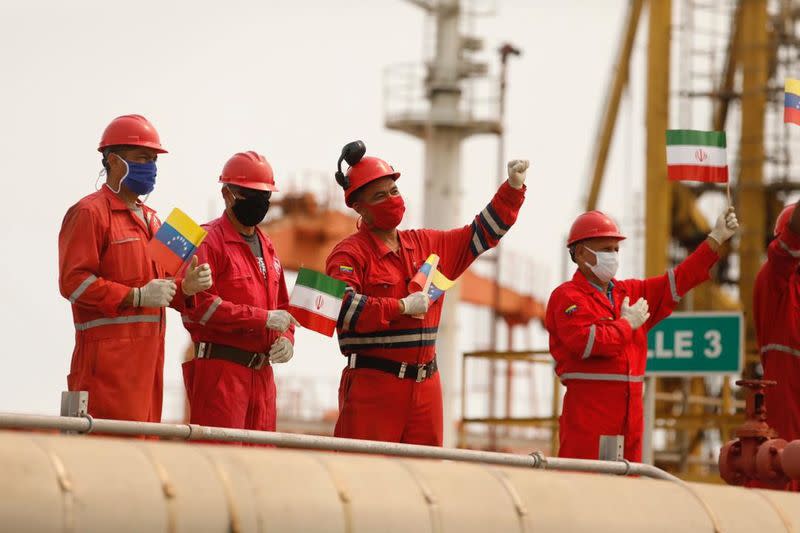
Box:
left=231, top=192, right=271, bottom=227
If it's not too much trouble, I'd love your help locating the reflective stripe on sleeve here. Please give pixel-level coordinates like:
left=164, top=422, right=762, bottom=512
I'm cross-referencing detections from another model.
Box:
left=581, top=324, right=596, bottom=359
left=469, top=221, right=489, bottom=257
left=75, top=314, right=160, bottom=331
left=342, top=294, right=366, bottom=331
left=198, top=297, right=222, bottom=326
left=668, top=268, right=681, bottom=303
left=478, top=204, right=509, bottom=240
left=779, top=240, right=800, bottom=258
left=69, top=274, right=98, bottom=303
left=349, top=295, right=367, bottom=330
left=760, top=344, right=800, bottom=357
left=559, top=372, right=644, bottom=383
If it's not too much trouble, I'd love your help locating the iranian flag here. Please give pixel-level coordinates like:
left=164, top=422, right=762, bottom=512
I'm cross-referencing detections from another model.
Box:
left=666, top=129, right=728, bottom=183
left=289, top=268, right=346, bottom=337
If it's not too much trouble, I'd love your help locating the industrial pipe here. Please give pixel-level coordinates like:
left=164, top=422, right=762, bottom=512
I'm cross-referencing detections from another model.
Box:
left=0, top=412, right=677, bottom=481
left=2, top=430, right=800, bottom=532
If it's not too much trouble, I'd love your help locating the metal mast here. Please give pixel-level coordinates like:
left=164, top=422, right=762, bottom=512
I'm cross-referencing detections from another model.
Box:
left=386, top=0, right=500, bottom=446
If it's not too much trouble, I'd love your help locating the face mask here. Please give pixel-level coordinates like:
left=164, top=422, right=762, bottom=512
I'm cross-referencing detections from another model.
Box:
left=586, top=248, right=619, bottom=284
left=361, top=195, right=405, bottom=231
left=115, top=156, right=157, bottom=196
left=230, top=190, right=271, bottom=227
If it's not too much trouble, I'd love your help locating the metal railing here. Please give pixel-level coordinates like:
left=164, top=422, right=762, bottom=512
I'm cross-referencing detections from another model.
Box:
left=382, top=62, right=502, bottom=132
left=460, top=349, right=561, bottom=454
left=0, top=412, right=678, bottom=482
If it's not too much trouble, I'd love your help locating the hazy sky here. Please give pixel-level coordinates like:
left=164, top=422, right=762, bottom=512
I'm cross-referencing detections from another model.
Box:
left=0, top=0, right=643, bottom=419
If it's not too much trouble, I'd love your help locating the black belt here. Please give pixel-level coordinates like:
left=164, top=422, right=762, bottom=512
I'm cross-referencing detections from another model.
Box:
left=195, top=342, right=270, bottom=370
left=347, top=353, right=438, bottom=382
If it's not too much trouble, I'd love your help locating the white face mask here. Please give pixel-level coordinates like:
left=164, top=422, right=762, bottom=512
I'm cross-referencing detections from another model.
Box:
left=585, top=248, right=619, bottom=284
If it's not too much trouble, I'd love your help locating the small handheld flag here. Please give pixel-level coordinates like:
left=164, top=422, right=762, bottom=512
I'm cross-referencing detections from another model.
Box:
left=427, top=270, right=455, bottom=302
left=289, top=268, right=346, bottom=337
left=147, top=208, right=207, bottom=275
left=408, top=253, right=456, bottom=304
left=409, top=254, right=439, bottom=294
left=666, top=130, right=728, bottom=184
left=785, top=79, right=800, bottom=126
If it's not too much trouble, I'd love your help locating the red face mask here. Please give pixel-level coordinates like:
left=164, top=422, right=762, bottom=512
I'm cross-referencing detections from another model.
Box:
left=362, top=195, right=406, bottom=230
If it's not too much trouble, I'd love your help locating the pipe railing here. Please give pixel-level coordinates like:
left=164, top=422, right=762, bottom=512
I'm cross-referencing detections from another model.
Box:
left=0, top=412, right=679, bottom=482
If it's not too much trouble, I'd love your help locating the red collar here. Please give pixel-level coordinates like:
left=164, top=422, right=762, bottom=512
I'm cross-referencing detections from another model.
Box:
left=359, top=223, right=415, bottom=258
left=572, top=269, right=619, bottom=294
left=217, top=211, right=267, bottom=244
left=571, top=269, right=619, bottom=310
left=100, top=184, right=153, bottom=214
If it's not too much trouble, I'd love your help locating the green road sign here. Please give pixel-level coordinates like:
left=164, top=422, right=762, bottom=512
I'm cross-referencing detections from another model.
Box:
left=646, top=312, right=743, bottom=375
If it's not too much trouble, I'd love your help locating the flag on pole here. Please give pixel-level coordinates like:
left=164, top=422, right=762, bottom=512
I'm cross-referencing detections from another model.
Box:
left=408, top=254, right=455, bottom=304
left=147, top=208, right=207, bottom=275
left=289, top=268, right=346, bottom=337
left=666, top=129, right=728, bottom=183
left=784, top=78, right=800, bottom=125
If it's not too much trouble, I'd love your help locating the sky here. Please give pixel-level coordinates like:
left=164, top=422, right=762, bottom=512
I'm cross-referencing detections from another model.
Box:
left=0, top=0, right=647, bottom=421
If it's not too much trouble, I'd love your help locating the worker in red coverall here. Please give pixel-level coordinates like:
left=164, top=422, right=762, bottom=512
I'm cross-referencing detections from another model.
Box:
left=59, top=114, right=212, bottom=422
left=755, top=203, right=800, bottom=455
left=181, top=151, right=297, bottom=432
left=546, top=207, right=739, bottom=462
left=325, top=140, right=528, bottom=446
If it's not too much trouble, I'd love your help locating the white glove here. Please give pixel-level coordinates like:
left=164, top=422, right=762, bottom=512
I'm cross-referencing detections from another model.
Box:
left=181, top=256, right=213, bottom=296
left=708, top=206, right=739, bottom=245
left=136, top=279, right=177, bottom=308
left=621, top=296, right=650, bottom=330
left=400, top=292, right=431, bottom=315
left=507, top=159, right=530, bottom=190
left=266, top=310, right=300, bottom=333
left=269, top=337, right=294, bottom=364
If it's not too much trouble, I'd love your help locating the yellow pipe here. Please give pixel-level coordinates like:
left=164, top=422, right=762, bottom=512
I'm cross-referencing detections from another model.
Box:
left=645, top=0, right=672, bottom=278
left=586, top=0, right=645, bottom=211
left=1, top=431, right=800, bottom=532
left=738, top=0, right=769, bottom=358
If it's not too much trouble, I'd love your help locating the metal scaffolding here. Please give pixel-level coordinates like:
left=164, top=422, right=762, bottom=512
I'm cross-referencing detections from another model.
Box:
left=579, top=0, right=800, bottom=482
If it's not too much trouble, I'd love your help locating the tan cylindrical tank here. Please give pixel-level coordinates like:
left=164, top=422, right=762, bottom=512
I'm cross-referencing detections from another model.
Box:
left=1, top=430, right=799, bottom=532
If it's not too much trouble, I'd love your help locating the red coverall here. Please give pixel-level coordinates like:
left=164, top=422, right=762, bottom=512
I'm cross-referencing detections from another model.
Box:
left=326, top=182, right=525, bottom=445
left=58, top=186, right=190, bottom=422
left=181, top=213, right=294, bottom=431
left=754, top=225, right=800, bottom=444
left=545, top=241, right=719, bottom=462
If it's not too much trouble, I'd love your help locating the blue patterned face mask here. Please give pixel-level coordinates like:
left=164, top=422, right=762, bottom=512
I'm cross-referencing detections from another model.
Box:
left=107, top=154, right=157, bottom=196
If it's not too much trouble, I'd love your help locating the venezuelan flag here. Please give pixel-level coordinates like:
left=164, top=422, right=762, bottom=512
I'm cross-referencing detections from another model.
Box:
left=408, top=254, right=439, bottom=292
left=428, top=269, right=455, bottom=303
left=785, top=79, right=800, bottom=125
left=408, top=253, right=455, bottom=303
left=147, top=208, right=207, bottom=275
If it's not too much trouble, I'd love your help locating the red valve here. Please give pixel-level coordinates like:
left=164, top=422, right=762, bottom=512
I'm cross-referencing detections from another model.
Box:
left=718, top=380, right=800, bottom=490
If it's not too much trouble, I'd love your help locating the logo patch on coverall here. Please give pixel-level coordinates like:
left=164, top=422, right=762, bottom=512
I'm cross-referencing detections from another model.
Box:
left=564, top=304, right=578, bottom=315
left=339, top=265, right=354, bottom=273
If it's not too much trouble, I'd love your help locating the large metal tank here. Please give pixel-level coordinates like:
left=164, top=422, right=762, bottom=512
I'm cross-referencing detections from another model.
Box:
left=1, top=430, right=798, bottom=532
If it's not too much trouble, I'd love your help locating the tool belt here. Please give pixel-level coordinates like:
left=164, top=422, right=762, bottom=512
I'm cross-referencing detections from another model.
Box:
left=347, top=353, right=438, bottom=382
left=195, top=342, right=269, bottom=370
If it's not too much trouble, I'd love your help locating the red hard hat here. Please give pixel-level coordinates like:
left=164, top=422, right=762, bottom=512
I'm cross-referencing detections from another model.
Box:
left=97, top=114, right=167, bottom=153
left=344, top=156, right=400, bottom=206
left=567, top=210, right=626, bottom=246
left=775, top=204, right=795, bottom=236
left=219, top=151, right=278, bottom=192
